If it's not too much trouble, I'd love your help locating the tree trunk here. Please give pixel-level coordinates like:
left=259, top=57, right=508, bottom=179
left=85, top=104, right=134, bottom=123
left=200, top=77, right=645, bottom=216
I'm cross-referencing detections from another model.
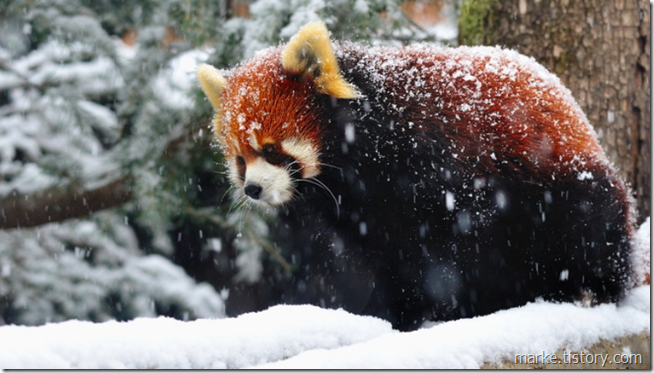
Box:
left=459, top=0, right=650, bottom=223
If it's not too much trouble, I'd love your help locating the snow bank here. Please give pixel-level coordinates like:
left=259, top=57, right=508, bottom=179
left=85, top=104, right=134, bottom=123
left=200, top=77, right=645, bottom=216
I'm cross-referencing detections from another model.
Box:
left=633, top=217, right=651, bottom=284
left=0, top=305, right=393, bottom=369
left=259, top=286, right=650, bottom=369
left=0, top=286, right=649, bottom=369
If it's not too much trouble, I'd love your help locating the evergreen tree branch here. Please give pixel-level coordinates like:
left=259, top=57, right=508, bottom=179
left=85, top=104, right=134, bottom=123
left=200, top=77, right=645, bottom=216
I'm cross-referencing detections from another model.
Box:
left=0, top=117, right=210, bottom=230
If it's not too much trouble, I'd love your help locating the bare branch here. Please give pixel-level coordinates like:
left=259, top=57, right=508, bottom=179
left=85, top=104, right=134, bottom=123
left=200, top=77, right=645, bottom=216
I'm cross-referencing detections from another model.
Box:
left=0, top=176, right=133, bottom=230
left=0, top=114, right=213, bottom=230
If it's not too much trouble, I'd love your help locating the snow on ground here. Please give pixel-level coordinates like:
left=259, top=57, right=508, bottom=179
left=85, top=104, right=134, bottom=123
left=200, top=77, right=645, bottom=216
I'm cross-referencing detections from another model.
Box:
left=260, top=286, right=650, bottom=369
left=0, top=305, right=393, bottom=369
left=633, top=217, right=651, bottom=284
left=0, top=286, right=649, bottom=369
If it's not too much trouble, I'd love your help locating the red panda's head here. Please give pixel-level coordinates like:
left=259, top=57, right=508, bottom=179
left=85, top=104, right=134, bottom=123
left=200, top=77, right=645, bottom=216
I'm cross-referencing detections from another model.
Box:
left=197, top=22, right=360, bottom=207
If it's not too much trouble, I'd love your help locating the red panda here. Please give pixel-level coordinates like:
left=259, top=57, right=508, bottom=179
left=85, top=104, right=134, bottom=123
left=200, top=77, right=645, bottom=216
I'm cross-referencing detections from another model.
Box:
left=197, top=21, right=636, bottom=331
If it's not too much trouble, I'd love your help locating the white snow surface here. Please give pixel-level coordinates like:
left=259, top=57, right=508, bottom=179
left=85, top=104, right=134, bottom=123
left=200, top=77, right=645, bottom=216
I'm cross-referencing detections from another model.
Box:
left=0, top=305, right=393, bottom=369
left=261, top=286, right=650, bottom=369
left=0, top=285, right=649, bottom=369
left=632, top=217, right=651, bottom=284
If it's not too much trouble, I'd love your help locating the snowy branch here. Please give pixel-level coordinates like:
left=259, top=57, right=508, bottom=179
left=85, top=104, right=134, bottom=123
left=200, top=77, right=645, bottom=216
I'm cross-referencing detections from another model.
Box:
left=0, top=176, right=133, bottom=230
left=0, top=113, right=212, bottom=230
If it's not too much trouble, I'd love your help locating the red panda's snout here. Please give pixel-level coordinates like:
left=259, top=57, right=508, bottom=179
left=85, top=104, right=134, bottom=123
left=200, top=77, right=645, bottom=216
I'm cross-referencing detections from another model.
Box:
left=227, top=138, right=322, bottom=207
left=237, top=156, right=296, bottom=206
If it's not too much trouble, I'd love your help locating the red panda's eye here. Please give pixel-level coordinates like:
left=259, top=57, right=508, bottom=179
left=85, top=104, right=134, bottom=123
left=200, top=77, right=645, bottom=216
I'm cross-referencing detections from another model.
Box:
left=262, top=144, right=276, bottom=157
left=261, top=143, right=295, bottom=168
left=262, top=143, right=281, bottom=163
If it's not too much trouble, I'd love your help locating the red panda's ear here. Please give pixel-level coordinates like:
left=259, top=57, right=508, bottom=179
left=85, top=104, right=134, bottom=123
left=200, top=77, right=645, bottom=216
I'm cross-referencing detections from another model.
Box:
left=197, top=63, right=226, bottom=111
left=197, top=63, right=227, bottom=134
left=282, top=21, right=361, bottom=99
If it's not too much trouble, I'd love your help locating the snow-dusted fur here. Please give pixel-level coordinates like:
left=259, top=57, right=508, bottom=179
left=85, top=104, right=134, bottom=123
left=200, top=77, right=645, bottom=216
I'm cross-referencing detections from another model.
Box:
left=198, top=22, right=636, bottom=331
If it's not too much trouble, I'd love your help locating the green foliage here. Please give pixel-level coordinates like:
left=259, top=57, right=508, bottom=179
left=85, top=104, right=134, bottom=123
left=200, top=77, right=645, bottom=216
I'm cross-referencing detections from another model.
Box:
left=0, top=0, right=230, bottom=325
left=457, top=0, right=498, bottom=46
left=206, top=0, right=419, bottom=68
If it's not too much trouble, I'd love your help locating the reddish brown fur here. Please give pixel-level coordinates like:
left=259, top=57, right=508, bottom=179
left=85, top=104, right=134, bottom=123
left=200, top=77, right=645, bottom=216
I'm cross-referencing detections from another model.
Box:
left=220, top=51, right=326, bottom=161
left=340, top=47, right=605, bottom=181
left=220, top=45, right=607, bottom=183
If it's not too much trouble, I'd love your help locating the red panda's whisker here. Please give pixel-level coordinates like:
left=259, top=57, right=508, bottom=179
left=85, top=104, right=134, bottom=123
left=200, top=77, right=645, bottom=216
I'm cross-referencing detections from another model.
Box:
left=315, top=162, right=341, bottom=171
left=288, top=184, right=304, bottom=203
left=299, top=177, right=340, bottom=219
left=229, top=193, right=250, bottom=216
left=220, top=184, right=237, bottom=206
left=283, top=160, right=303, bottom=177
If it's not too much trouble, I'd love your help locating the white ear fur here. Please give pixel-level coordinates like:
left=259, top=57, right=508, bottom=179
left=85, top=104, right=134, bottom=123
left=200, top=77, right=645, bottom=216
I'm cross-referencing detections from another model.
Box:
left=197, top=63, right=227, bottom=135
left=197, top=63, right=226, bottom=111
left=281, top=21, right=360, bottom=99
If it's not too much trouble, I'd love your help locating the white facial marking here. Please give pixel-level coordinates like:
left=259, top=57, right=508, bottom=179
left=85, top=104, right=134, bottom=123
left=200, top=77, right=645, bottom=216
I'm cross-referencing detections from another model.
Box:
left=223, top=133, right=241, bottom=154
left=281, top=138, right=320, bottom=178
left=245, top=157, right=294, bottom=206
left=228, top=158, right=242, bottom=187
left=248, top=133, right=260, bottom=152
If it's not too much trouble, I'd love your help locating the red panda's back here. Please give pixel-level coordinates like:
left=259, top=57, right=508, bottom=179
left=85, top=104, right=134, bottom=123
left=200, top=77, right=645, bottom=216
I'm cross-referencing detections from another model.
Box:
left=336, top=44, right=608, bottom=181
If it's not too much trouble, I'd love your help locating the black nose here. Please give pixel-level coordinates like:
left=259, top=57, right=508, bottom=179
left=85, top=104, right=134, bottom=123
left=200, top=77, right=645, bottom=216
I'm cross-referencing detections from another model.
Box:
left=244, top=183, right=263, bottom=200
